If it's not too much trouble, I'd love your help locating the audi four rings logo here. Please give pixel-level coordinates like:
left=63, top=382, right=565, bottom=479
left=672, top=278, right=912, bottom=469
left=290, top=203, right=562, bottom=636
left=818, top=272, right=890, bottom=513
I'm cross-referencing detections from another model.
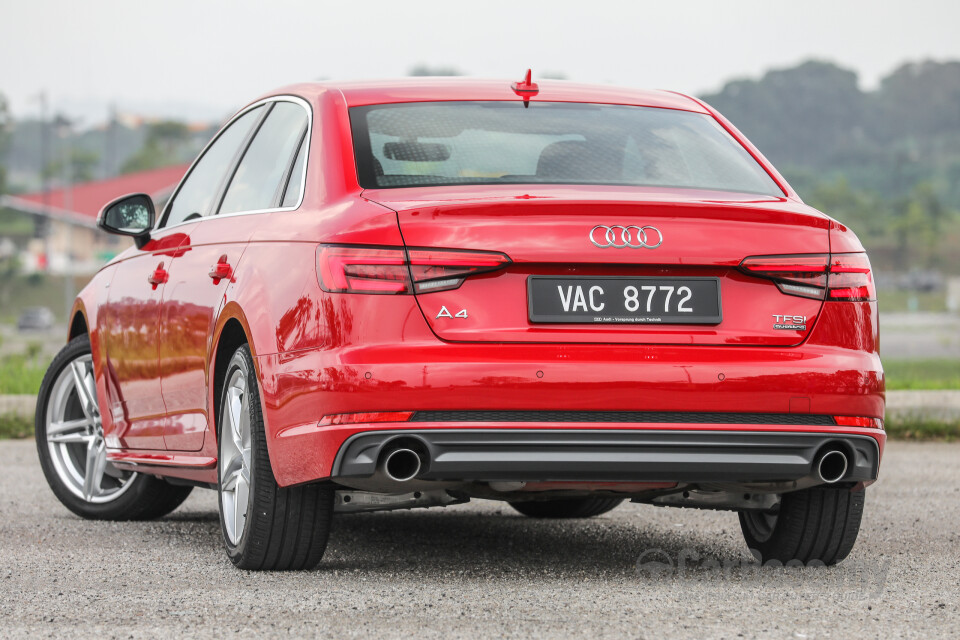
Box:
left=590, top=225, right=663, bottom=249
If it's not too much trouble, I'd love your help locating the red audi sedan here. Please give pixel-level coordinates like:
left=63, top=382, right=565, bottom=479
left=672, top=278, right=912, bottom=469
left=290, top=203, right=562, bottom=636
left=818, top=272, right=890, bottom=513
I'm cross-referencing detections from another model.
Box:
left=35, top=76, right=884, bottom=570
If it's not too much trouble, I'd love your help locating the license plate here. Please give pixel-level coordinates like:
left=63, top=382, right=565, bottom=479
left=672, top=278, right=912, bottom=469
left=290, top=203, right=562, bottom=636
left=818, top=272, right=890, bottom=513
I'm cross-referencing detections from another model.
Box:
left=527, top=276, right=722, bottom=324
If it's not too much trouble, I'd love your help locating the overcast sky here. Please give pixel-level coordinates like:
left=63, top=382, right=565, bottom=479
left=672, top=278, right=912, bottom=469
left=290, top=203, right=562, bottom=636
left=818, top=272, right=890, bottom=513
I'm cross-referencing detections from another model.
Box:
left=2, top=0, right=958, bottom=124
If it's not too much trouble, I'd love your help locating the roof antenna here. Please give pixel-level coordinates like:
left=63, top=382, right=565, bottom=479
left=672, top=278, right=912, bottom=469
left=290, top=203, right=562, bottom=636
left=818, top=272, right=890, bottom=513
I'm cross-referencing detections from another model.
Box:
left=511, top=69, right=539, bottom=107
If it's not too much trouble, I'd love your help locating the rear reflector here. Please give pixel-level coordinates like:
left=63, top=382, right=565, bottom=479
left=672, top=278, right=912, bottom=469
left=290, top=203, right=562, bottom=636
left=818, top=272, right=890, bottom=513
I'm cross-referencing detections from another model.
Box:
left=317, top=245, right=511, bottom=294
left=833, top=416, right=884, bottom=429
left=739, top=253, right=875, bottom=301
left=318, top=411, right=414, bottom=426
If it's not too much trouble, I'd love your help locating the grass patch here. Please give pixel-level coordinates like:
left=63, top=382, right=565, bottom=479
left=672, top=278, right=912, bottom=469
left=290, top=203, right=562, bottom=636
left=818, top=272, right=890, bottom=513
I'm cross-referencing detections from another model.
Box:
left=877, top=290, right=948, bottom=313
left=0, top=414, right=33, bottom=439
left=884, top=358, right=960, bottom=390
left=0, top=355, right=47, bottom=395
left=885, top=416, right=960, bottom=441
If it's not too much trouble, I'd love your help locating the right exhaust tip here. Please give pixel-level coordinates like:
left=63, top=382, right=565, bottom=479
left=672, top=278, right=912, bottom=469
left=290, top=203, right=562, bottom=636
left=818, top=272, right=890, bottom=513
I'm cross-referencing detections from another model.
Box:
left=383, top=448, right=422, bottom=482
left=817, top=449, right=849, bottom=484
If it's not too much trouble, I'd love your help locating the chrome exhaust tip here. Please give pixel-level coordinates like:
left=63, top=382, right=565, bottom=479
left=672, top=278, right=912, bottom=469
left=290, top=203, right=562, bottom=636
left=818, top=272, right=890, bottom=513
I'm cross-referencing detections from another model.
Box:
left=816, top=449, right=849, bottom=484
left=382, top=448, right=423, bottom=482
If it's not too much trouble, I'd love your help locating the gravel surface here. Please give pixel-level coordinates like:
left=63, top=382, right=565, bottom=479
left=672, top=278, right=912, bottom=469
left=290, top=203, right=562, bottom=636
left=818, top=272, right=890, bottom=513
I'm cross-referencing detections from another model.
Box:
left=2, top=439, right=959, bottom=639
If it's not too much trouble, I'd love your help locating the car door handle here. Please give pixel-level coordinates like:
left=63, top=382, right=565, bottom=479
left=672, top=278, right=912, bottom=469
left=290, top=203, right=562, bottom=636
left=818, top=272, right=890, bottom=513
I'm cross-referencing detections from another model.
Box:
left=147, top=262, right=168, bottom=288
left=208, top=255, right=233, bottom=282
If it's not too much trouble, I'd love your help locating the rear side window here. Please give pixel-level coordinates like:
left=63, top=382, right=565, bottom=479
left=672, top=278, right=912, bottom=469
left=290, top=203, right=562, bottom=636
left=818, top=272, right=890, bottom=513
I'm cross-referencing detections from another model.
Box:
left=350, top=101, right=783, bottom=196
left=219, top=101, right=308, bottom=215
left=163, top=106, right=263, bottom=227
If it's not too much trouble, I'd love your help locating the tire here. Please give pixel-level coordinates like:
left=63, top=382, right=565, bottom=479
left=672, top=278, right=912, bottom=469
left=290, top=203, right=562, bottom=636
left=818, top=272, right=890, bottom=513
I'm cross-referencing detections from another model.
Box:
left=738, top=486, right=865, bottom=566
left=217, top=344, right=334, bottom=570
left=509, top=497, right=624, bottom=518
left=36, top=334, right=193, bottom=520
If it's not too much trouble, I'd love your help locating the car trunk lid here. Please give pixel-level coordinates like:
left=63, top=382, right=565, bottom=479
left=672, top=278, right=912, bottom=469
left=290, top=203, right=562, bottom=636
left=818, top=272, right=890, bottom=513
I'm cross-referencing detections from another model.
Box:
left=364, top=186, right=830, bottom=346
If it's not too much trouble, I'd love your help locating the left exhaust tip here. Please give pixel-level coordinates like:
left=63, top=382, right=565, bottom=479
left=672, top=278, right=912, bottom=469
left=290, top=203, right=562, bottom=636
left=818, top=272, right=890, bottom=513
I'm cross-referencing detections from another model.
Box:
left=382, top=448, right=422, bottom=482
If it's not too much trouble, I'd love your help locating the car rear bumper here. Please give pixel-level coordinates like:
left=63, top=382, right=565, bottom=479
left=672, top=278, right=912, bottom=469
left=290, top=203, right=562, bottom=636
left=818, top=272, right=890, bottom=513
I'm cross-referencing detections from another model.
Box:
left=256, top=340, right=884, bottom=487
left=330, top=427, right=881, bottom=485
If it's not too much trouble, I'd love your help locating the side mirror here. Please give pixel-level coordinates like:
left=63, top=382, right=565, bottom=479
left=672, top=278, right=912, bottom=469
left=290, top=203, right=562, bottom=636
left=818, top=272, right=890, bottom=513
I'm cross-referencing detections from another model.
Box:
left=97, top=193, right=155, bottom=249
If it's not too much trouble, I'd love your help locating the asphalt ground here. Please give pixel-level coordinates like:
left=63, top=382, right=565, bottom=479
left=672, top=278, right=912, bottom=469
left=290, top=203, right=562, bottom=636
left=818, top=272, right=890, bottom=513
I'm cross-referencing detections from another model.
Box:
left=2, top=439, right=959, bottom=639
left=880, top=313, right=960, bottom=359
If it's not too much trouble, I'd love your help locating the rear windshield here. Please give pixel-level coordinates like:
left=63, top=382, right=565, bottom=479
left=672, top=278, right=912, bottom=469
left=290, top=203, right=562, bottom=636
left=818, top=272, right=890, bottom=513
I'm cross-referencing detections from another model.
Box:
left=350, top=101, right=783, bottom=196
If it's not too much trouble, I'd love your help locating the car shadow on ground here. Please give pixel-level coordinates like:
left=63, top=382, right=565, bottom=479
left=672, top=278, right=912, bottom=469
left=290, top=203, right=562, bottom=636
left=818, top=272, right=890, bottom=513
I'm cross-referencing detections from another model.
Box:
left=156, top=503, right=749, bottom=580
left=84, top=503, right=883, bottom=590
left=324, top=508, right=746, bottom=577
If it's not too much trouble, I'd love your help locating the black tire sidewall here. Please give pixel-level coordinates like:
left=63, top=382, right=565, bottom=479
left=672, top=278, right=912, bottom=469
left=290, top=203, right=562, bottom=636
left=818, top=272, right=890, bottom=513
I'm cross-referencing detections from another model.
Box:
left=739, top=487, right=865, bottom=565
left=215, top=343, right=335, bottom=570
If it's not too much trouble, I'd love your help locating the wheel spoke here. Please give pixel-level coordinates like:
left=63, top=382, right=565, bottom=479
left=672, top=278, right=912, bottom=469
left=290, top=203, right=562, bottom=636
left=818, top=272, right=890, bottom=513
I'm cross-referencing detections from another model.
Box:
left=69, top=360, right=99, bottom=419
left=228, top=387, right=244, bottom=446
left=232, top=472, right=248, bottom=539
left=239, top=394, right=251, bottom=446
left=48, top=431, right=94, bottom=445
left=222, top=463, right=243, bottom=491
left=82, top=436, right=107, bottom=501
left=84, top=368, right=99, bottom=418
left=47, top=417, right=94, bottom=437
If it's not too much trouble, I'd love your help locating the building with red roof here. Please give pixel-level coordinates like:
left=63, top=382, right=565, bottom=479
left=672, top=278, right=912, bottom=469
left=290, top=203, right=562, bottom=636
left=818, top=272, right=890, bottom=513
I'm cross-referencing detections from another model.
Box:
left=1, top=163, right=188, bottom=273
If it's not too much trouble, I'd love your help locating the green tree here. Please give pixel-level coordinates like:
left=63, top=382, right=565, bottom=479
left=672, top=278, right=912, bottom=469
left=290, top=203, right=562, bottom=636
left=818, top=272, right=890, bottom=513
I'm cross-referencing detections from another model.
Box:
left=874, top=61, right=960, bottom=141
left=889, top=182, right=952, bottom=269
left=44, top=147, right=100, bottom=183
left=805, top=178, right=890, bottom=239
left=120, top=120, right=191, bottom=174
left=702, top=60, right=866, bottom=167
left=876, top=182, right=952, bottom=270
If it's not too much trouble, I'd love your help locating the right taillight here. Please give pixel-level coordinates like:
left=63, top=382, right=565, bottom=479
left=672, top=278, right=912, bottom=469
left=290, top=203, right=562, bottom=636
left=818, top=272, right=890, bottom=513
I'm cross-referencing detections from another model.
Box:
left=739, top=252, right=875, bottom=301
left=826, top=253, right=876, bottom=301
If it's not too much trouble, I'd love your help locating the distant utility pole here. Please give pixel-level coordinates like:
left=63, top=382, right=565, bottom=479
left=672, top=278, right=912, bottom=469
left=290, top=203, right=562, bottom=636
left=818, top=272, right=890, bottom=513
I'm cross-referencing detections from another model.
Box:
left=54, top=113, right=75, bottom=321
left=106, top=104, right=117, bottom=178
left=37, top=91, right=51, bottom=271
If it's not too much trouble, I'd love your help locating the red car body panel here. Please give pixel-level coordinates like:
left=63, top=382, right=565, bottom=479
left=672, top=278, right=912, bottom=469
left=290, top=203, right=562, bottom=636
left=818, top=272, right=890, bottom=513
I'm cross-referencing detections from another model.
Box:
left=374, top=186, right=829, bottom=345
left=63, top=79, right=882, bottom=489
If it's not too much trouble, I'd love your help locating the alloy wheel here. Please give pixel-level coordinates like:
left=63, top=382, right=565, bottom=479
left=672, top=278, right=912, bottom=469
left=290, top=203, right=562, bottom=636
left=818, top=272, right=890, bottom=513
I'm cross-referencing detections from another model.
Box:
left=45, top=354, right=135, bottom=503
left=220, top=367, right=252, bottom=546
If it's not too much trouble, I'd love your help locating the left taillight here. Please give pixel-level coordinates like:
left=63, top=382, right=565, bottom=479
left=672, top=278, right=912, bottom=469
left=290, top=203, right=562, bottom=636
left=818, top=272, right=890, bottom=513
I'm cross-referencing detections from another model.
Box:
left=739, top=252, right=876, bottom=301
left=317, top=244, right=511, bottom=294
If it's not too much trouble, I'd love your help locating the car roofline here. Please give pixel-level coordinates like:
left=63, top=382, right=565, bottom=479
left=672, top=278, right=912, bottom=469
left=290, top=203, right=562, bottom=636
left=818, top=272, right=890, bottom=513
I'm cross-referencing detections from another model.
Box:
left=247, top=78, right=710, bottom=113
